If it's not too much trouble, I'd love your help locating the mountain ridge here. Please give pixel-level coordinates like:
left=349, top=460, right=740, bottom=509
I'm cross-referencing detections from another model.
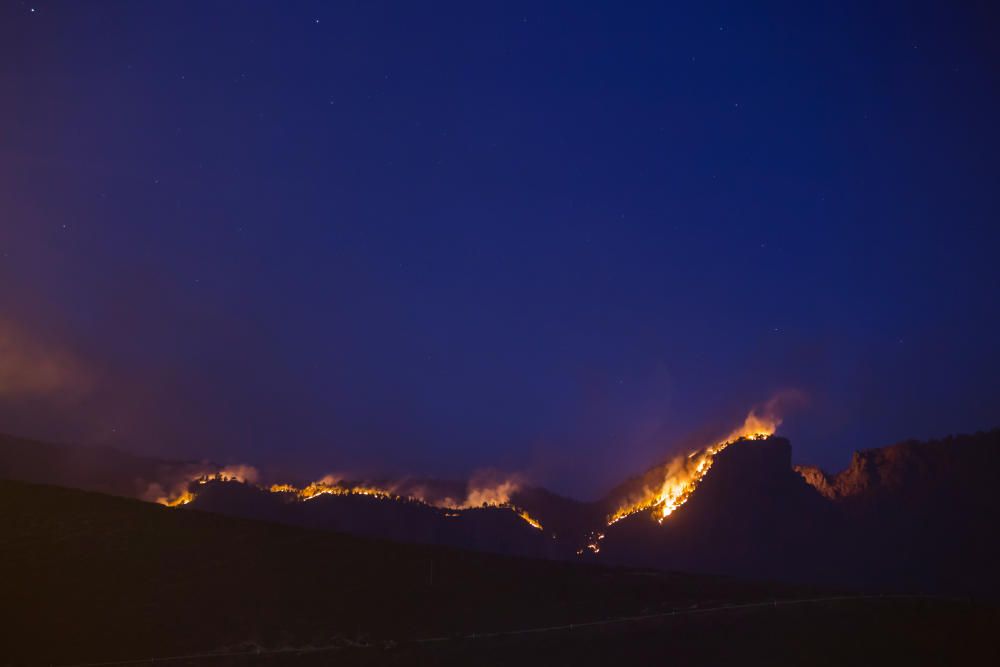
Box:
left=2, top=428, right=998, bottom=595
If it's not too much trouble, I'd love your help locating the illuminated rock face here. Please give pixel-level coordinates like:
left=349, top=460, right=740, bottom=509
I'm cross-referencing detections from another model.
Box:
left=794, top=465, right=837, bottom=499
left=796, top=432, right=1000, bottom=503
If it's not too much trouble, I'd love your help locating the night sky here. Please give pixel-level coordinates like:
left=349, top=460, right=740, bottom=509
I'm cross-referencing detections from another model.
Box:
left=2, top=1, right=998, bottom=498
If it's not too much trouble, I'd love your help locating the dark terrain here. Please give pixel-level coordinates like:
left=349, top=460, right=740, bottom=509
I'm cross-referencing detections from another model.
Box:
left=3, top=430, right=999, bottom=596
left=2, top=479, right=996, bottom=666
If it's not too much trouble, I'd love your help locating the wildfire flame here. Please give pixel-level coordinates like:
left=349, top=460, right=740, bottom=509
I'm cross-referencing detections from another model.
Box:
left=150, top=401, right=791, bottom=539
left=159, top=490, right=195, bottom=507
left=149, top=464, right=260, bottom=506
left=607, top=407, right=781, bottom=525
left=518, top=510, right=543, bottom=530
left=438, top=475, right=542, bottom=528
left=157, top=470, right=544, bottom=530
left=296, top=476, right=397, bottom=502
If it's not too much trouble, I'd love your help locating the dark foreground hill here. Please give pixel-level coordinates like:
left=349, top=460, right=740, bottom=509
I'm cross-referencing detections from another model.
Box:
left=2, top=479, right=997, bottom=666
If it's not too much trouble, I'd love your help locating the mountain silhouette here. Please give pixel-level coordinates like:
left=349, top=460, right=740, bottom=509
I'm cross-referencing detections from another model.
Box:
left=9, top=478, right=996, bottom=665
left=2, top=428, right=998, bottom=595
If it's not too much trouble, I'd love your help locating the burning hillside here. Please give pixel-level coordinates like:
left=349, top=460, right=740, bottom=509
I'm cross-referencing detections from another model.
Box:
left=606, top=407, right=782, bottom=526
left=151, top=404, right=790, bottom=552
left=156, top=470, right=545, bottom=531
left=3, top=421, right=999, bottom=594
left=148, top=464, right=259, bottom=507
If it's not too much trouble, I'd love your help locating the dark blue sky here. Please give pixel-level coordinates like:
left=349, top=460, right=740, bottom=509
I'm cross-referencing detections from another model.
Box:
left=2, top=1, right=998, bottom=497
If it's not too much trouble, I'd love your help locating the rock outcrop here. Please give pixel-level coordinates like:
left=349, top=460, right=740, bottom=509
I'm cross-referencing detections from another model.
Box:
left=796, top=430, right=1000, bottom=503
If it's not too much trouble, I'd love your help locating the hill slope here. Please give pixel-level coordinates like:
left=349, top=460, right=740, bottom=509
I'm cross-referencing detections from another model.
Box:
left=2, top=480, right=996, bottom=666
left=1, top=479, right=812, bottom=665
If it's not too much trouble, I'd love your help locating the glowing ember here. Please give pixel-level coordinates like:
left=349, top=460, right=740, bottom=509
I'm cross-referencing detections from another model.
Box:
left=579, top=531, right=605, bottom=554
left=607, top=408, right=781, bottom=525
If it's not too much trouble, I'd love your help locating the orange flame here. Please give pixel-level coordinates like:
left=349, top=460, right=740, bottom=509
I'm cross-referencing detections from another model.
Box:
left=159, top=490, right=196, bottom=507
left=607, top=407, right=781, bottom=525
left=436, top=475, right=544, bottom=529
left=518, top=510, right=543, bottom=530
